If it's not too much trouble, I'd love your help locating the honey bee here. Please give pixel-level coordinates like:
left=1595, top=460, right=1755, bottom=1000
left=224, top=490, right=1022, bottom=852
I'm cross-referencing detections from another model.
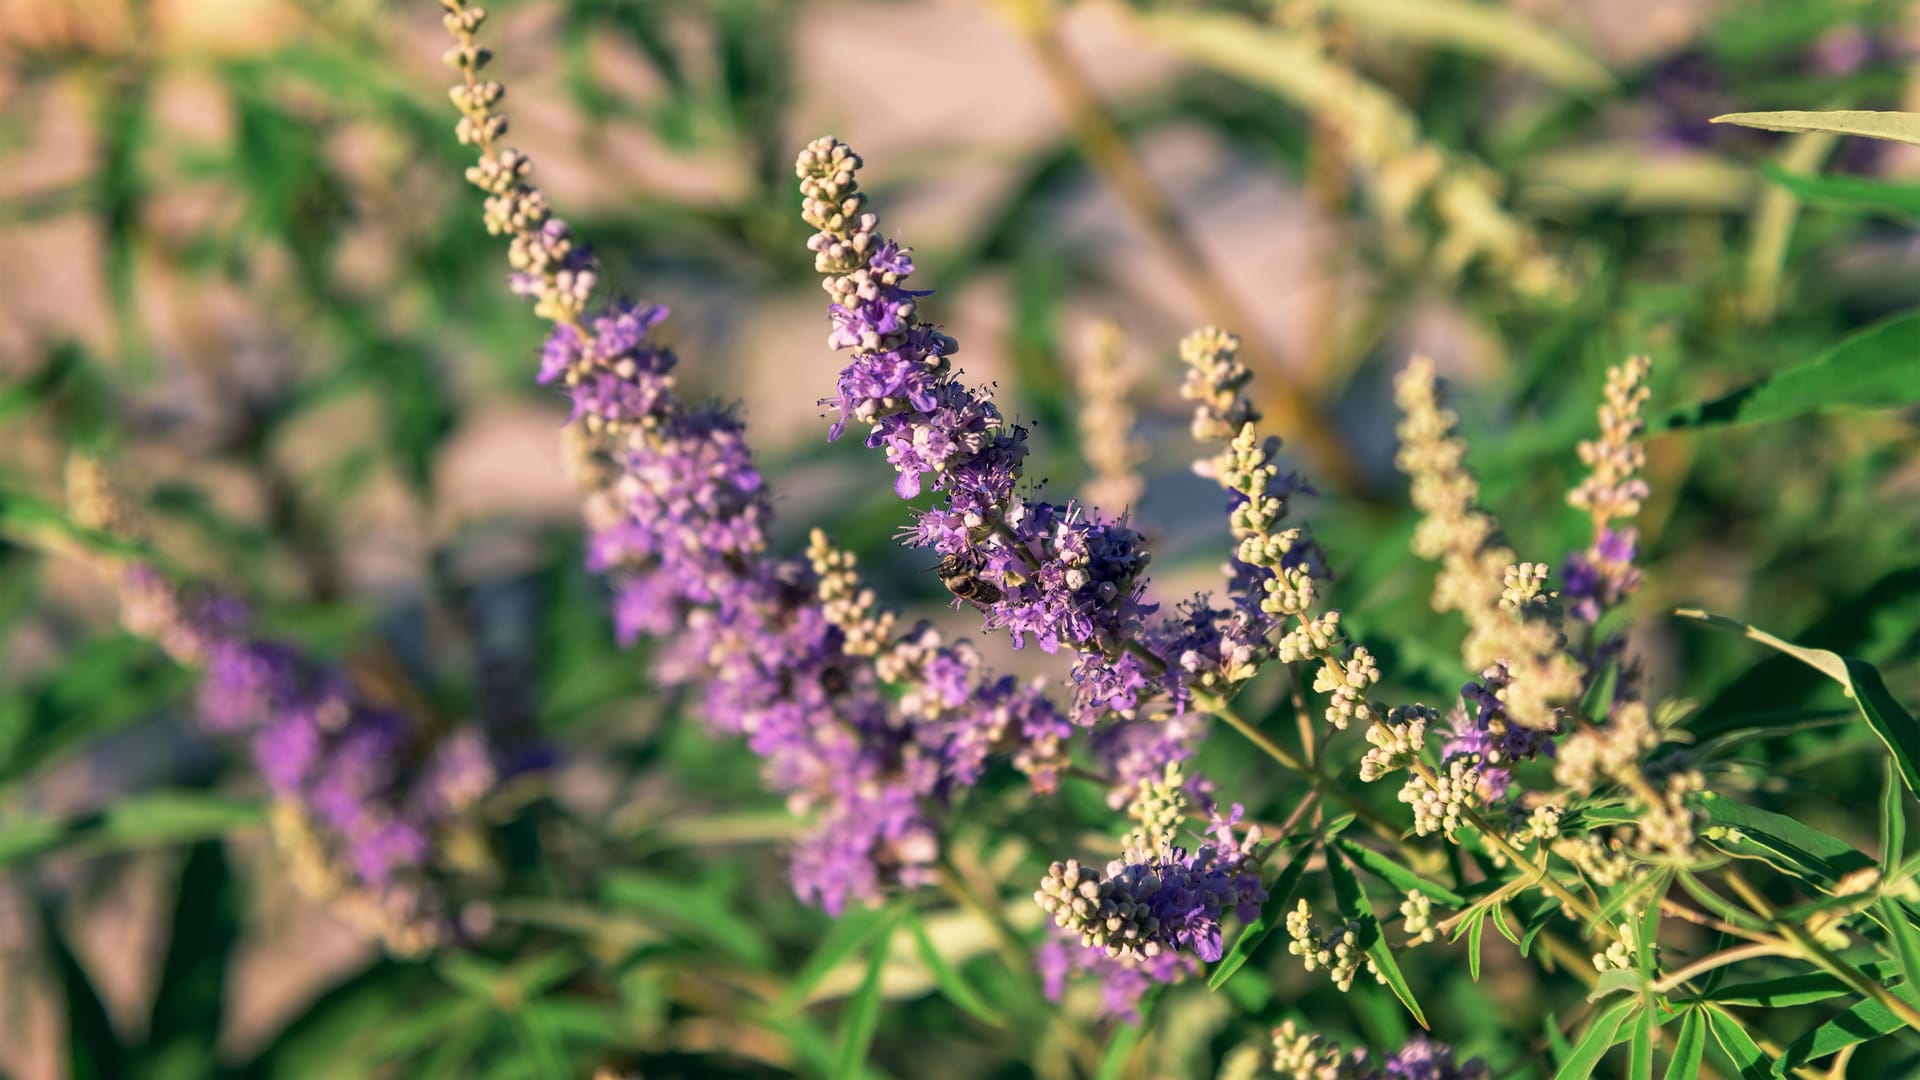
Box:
left=935, top=553, right=1003, bottom=606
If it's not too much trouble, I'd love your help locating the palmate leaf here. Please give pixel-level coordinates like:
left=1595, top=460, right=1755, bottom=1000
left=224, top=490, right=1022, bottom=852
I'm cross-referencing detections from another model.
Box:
left=1327, top=845, right=1427, bottom=1028
left=1712, top=110, right=1920, bottom=146
left=1664, top=1007, right=1707, bottom=1080
left=1656, top=311, right=1920, bottom=431
left=1679, top=610, right=1920, bottom=795
left=1703, top=1004, right=1770, bottom=1080
left=1552, top=998, right=1636, bottom=1080
left=1773, top=979, right=1920, bottom=1074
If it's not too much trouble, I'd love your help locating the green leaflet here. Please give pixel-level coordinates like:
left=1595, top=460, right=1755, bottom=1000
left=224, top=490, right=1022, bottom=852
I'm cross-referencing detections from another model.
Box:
left=1692, top=791, right=1874, bottom=892
left=1656, top=312, right=1920, bottom=431
left=1210, top=841, right=1314, bottom=990
left=1679, top=610, right=1920, bottom=796
left=1332, top=836, right=1466, bottom=908
left=1771, top=980, right=1920, bottom=1074
left=1327, top=845, right=1427, bottom=1028
left=1712, top=110, right=1920, bottom=146
left=1552, top=998, right=1636, bottom=1080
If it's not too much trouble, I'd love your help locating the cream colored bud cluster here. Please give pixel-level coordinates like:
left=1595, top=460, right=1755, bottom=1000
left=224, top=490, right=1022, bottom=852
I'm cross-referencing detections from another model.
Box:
left=1591, top=919, right=1639, bottom=973
left=1359, top=704, right=1434, bottom=782
left=1035, top=858, right=1165, bottom=961
left=1312, top=646, right=1382, bottom=731
left=1399, top=754, right=1482, bottom=838
left=1500, top=562, right=1551, bottom=612
left=442, top=0, right=596, bottom=325
left=1195, top=19, right=1569, bottom=300
left=1569, top=355, right=1653, bottom=528
left=1552, top=832, right=1637, bottom=890
left=1399, top=891, right=1437, bottom=945
left=1270, top=1020, right=1349, bottom=1080
left=1179, top=326, right=1260, bottom=453
left=806, top=529, right=898, bottom=658
left=1285, top=899, right=1379, bottom=991
left=65, top=454, right=140, bottom=544
left=1555, top=702, right=1698, bottom=857
left=1180, top=327, right=1395, bottom=724
left=1393, top=357, right=1581, bottom=731
left=1124, top=762, right=1192, bottom=852
left=1075, top=321, right=1148, bottom=512
left=795, top=137, right=871, bottom=275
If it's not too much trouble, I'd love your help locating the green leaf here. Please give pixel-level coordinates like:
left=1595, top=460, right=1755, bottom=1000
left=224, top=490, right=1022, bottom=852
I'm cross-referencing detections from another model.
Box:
left=600, top=871, right=773, bottom=967
left=1762, top=162, right=1920, bottom=220
left=1333, top=837, right=1466, bottom=907
left=1696, top=963, right=1899, bottom=1007
left=1883, top=898, right=1920, bottom=1000
left=835, top=911, right=895, bottom=1080
left=1628, top=1005, right=1654, bottom=1080
left=1656, top=313, right=1920, bottom=431
left=902, top=910, right=1004, bottom=1028
left=1712, top=110, right=1920, bottom=146
left=40, top=901, right=127, bottom=1080
left=1210, top=842, right=1313, bottom=990
left=1588, top=968, right=1645, bottom=1003
left=1679, top=610, right=1920, bottom=795
left=1328, top=846, right=1427, bottom=1028
left=1316, top=0, right=1613, bottom=93
left=1664, top=1007, right=1706, bottom=1080
left=1771, top=980, right=1920, bottom=1074
left=1094, top=987, right=1161, bottom=1080
left=779, top=907, right=891, bottom=1013
left=1552, top=998, right=1635, bottom=1080
left=1465, top=910, right=1486, bottom=983
left=1887, top=756, right=1910, bottom=874
left=0, top=794, right=264, bottom=873
left=1692, top=791, right=1875, bottom=892
left=143, top=840, right=239, bottom=1080
left=1704, top=1004, right=1770, bottom=1080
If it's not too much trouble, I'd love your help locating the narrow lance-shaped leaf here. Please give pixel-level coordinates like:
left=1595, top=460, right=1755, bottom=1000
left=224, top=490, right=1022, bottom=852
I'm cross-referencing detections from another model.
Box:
left=1210, top=842, right=1314, bottom=990
left=1327, top=845, right=1428, bottom=1028
left=902, top=909, right=1005, bottom=1028
left=1885, top=756, right=1909, bottom=874
left=1771, top=979, right=1920, bottom=1075
left=1691, top=792, right=1873, bottom=892
left=1333, top=836, right=1466, bottom=907
left=1656, top=312, right=1920, bottom=431
left=778, top=907, right=891, bottom=1013
left=1678, top=610, right=1920, bottom=795
left=1552, top=998, right=1636, bottom=1080
left=1703, top=1004, right=1771, bottom=1080
left=1664, top=1007, right=1706, bottom=1080
left=1762, top=163, right=1920, bottom=221
left=833, top=909, right=897, bottom=1080
left=1712, top=109, right=1920, bottom=146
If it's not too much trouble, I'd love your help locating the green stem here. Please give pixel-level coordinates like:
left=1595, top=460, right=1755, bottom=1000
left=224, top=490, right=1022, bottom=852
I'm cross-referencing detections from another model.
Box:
left=1721, top=867, right=1920, bottom=1035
